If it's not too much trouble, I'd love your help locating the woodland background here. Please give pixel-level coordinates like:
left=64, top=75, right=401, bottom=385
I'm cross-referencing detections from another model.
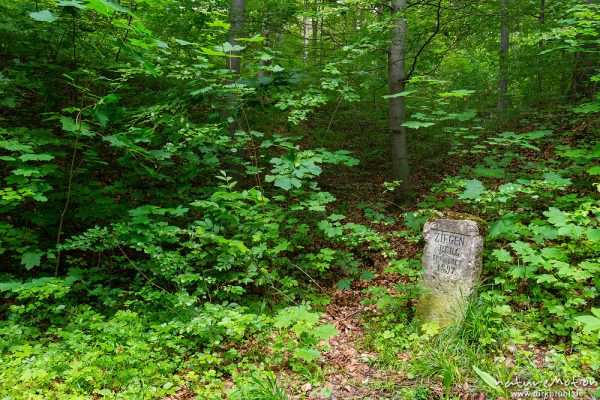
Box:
left=0, top=0, right=598, bottom=398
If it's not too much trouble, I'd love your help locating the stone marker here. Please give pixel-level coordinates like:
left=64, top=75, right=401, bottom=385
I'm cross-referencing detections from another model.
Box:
left=416, top=211, right=487, bottom=327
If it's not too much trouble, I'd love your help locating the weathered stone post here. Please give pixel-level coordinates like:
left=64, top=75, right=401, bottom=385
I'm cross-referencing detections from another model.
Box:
left=415, top=212, right=487, bottom=327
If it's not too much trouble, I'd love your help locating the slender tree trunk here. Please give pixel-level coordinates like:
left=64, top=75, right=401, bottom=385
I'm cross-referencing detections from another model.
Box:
left=226, top=0, right=245, bottom=132
left=536, top=0, right=545, bottom=100
left=227, top=0, right=245, bottom=77
left=312, top=0, right=318, bottom=59
left=497, top=0, right=509, bottom=124
left=359, top=7, right=365, bottom=29
left=303, top=1, right=310, bottom=63
left=388, top=0, right=411, bottom=201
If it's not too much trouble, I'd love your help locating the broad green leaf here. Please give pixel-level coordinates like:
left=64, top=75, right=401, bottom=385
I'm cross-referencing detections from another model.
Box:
left=21, top=251, right=43, bottom=270
left=30, top=10, right=58, bottom=22
left=459, top=179, right=485, bottom=200
left=336, top=278, right=352, bottom=290
left=587, top=166, right=600, bottom=175
left=313, top=324, right=339, bottom=340
left=58, top=0, right=85, bottom=8
left=236, top=35, right=265, bottom=42
left=542, top=172, right=571, bottom=186
left=273, top=177, right=301, bottom=190
left=439, top=89, right=475, bottom=97
left=383, top=90, right=417, bottom=99
left=544, top=207, right=568, bottom=227
left=402, top=121, right=434, bottom=129
left=360, top=270, right=376, bottom=281
left=575, top=312, right=600, bottom=333
left=19, top=153, right=54, bottom=162
left=174, top=38, right=195, bottom=46
left=492, top=249, right=512, bottom=262
left=293, top=347, right=321, bottom=362
left=473, top=366, right=502, bottom=393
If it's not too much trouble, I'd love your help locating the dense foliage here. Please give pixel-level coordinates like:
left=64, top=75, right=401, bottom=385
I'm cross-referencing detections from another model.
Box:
left=0, top=0, right=598, bottom=398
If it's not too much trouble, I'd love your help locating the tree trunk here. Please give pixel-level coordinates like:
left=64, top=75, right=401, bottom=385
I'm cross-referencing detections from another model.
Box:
left=312, top=0, right=319, bottom=59
left=536, top=0, right=545, bottom=101
left=226, top=0, right=245, bottom=132
left=497, top=0, right=509, bottom=124
left=303, top=1, right=310, bottom=63
left=388, top=0, right=411, bottom=201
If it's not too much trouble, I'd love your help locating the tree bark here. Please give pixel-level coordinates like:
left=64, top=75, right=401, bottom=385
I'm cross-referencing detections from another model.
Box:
left=227, top=0, right=245, bottom=76
left=312, top=0, right=319, bottom=59
left=303, top=1, right=311, bottom=63
left=497, top=0, right=509, bottom=124
left=388, top=0, right=411, bottom=201
left=226, top=0, right=245, bottom=132
left=536, top=0, right=545, bottom=100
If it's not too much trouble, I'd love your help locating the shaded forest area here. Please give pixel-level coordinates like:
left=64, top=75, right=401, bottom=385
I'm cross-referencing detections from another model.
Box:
left=0, top=0, right=599, bottom=398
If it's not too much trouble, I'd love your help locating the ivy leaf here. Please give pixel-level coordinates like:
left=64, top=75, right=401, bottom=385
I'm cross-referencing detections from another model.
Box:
left=459, top=179, right=485, bottom=200
left=402, top=121, right=434, bottom=129
left=293, top=347, right=321, bottom=362
left=30, top=10, right=58, bottom=22
left=21, top=251, right=43, bottom=270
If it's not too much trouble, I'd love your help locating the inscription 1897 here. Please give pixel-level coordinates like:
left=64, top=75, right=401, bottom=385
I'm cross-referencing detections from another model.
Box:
left=429, top=230, right=469, bottom=276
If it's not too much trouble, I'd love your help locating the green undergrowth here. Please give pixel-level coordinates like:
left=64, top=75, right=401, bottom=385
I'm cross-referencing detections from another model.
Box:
left=357, top=110, right=599, bottom=398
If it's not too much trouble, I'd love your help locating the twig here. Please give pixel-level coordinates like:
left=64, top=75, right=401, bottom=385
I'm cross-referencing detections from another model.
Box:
left=117, top=243, right=172, bottom=294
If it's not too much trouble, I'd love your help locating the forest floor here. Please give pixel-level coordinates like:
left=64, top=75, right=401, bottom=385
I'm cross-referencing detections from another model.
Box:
left=162, top=106, right=600, bottom=400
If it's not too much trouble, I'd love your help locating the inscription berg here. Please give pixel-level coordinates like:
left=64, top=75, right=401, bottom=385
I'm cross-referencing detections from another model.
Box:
left=430, top=231, right=469, bottom=276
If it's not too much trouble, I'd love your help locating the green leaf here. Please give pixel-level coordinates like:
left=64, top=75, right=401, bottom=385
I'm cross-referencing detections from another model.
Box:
left=459, top=179, right=485, bottom=200
left=273, top=177, right=301, bottom=190
left=236, top=34, right=265, bottom=42
left=360, top=270, right=376, bottom=281
left=293, top=347, right=321, bottom=362
left=473, top=366, right=502, bottom=393
left=401, top=121, right=434, bottom=129
left=313, top=324, right=339, bottom=340
left=29, top=10, right=58, bottom=22
left=383, top=90, right=417, bottom=99
left=492, top=249, right=512, bottom=262
left=19, top=153, right=55, bottom=162
left=336, top=278, right=352, bottom=290
left=586, top=166, right=600, bottom=175
left=58, top=0, right=85, bottom=8
left=575, top=313, right=600, bottom=333
left=544, top=207, right=568, bottom=227
left=21, top=251, right=43, bottom=270
left=542, top=172, right=571, bottom=186
left=439, top=89, right=475, bottom=97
